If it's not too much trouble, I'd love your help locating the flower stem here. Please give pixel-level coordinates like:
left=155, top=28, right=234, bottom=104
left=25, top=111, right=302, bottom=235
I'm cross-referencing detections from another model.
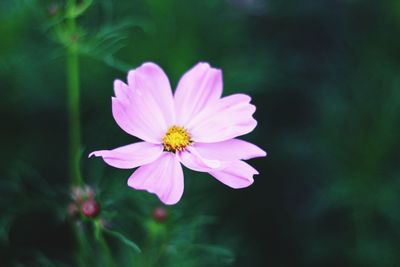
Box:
left=100, top=233, right=117, bottom=267
left=73, top=222, right=88, bottom=267
left=65, top=1, right=86, bottom=265
left=94, top=221, right=117, bottom=267
left=64, top=2, right=116, bottom=266
left=66, top=0, right=82, bottom=186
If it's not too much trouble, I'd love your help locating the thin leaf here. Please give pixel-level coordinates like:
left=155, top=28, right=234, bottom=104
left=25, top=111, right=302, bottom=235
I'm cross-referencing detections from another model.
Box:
left=66, top=0, right=93, bottom=19
left=191, top=244, right=235, bottom=264
left=103, top=228, right=141, bottom=253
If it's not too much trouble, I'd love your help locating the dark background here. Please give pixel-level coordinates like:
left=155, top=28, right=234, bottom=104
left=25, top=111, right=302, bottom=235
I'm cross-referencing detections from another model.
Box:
left=1, top=0, right=400, bottom=266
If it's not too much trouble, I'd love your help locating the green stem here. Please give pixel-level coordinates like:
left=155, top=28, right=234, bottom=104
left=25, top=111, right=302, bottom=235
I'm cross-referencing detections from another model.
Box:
left=100, top=234, right=117, bottom=267
left=65, top=1, right=85, bottom=265
left=95, top=221, right=117, bottom=267
left=74, top=222, right=88, bottom=267
left=66, top=0, right=82, bottom=186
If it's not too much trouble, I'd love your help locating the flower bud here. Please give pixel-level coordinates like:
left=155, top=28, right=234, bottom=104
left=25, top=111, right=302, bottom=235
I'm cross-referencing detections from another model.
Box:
left=70, top=33, right=79, bottom=43
left=71, top=186, right=83, bottom=202
left=47, top=3, right=59, bottom=17
left=152, top=207, right=168, bottom=222
left=84, top=185, right=95, bottom=199
left=81, top=199, right=100, bottom=218
left=67, top=203, right=79, bottom=217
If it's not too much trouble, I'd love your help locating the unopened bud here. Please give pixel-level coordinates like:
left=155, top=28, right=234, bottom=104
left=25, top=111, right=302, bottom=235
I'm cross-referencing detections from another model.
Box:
left=152, top=207, right=168, bottom=222
left=70, top=33, right=79, bottom=43
left=81, top=199, right=100, bottom=218
left=84, top=186, right=95, bottom=199
left=71, top=186, right=83, bottom=202
left=47, top=4, right=59, bottom=17
left=67, top=203, right=78, bottom=217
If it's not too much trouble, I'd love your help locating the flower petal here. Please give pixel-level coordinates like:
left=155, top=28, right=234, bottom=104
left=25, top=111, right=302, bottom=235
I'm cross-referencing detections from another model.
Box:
left=178, top=148, right=258, bottom=189
left=178, top=146, right=265, bottom=188
left=127, top=152, right=184, bottom=205
left=127, top=62, right=175, bottom=126
left=187, top=94, right=257, bottom=142
left=112, top=97, right=164, bottom=143
left=89, top=142, right=163, bottom=169
left=174, top=62, right=222, bottom=125
left=112, top=63, right=175, bottom=143
left=113, top=79, right=129, bottom=100
left=178, top=147, right=221, bottom=172
left=193, top=139, right=266, bottom=161
left=209, top=160, right=258, bottom=189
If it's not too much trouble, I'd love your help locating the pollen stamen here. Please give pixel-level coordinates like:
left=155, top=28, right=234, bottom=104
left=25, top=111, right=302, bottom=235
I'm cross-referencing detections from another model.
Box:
left=163, top=126, right=191, bottom=152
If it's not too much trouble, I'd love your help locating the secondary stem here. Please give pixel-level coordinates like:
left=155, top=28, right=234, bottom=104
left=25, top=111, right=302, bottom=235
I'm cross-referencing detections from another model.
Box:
left=101, top=233, right=117, bottom=267
left=66, top=0, right=82, bottom=186
left=65, top=2, right=116, bottom=266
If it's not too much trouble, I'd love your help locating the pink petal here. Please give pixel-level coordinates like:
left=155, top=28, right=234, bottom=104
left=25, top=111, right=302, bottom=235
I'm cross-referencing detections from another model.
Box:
left=193, top=139, right=266, bottom=161
left=127, top=152, right=184, bottom=205
left=178, top=147, right=221, bottom=172
left=178, top=146, right=259, bottom=189
left=209, top=160, right=258, bottom=189
left=112, top=63, right=175, bottom=143
left=127, top=62, right=175, bottom=126
left=89, top=142, right=163, bottom=169
left=112, top=97, right=164, bottom=143
left=187, top=94, right=257, bottom=143
left=113, top=79, right=129, bottom=100
left=174, top=62, right=222, bottom=125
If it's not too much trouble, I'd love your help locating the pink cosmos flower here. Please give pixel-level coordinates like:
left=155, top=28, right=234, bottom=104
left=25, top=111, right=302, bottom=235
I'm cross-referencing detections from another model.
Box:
left=89, top=62, right=266, bottom=205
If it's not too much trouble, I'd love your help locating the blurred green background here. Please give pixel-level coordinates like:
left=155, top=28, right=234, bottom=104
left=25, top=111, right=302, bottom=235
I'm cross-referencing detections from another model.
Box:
left=1, top=0, right=400, bottom=266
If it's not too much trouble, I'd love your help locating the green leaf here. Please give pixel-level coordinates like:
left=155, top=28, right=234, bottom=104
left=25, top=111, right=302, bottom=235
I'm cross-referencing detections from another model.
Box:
left=66, top=0, right=93, bottom=19
left=191, top=244, right=235, bottom=264
left=103, top=228, right=141, bottom=253
left=93, top=220, right=102, bottom=241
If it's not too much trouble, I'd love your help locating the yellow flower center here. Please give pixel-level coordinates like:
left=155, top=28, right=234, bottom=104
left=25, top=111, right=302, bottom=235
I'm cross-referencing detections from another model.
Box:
left=163, top=126, right=191, bottom=152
